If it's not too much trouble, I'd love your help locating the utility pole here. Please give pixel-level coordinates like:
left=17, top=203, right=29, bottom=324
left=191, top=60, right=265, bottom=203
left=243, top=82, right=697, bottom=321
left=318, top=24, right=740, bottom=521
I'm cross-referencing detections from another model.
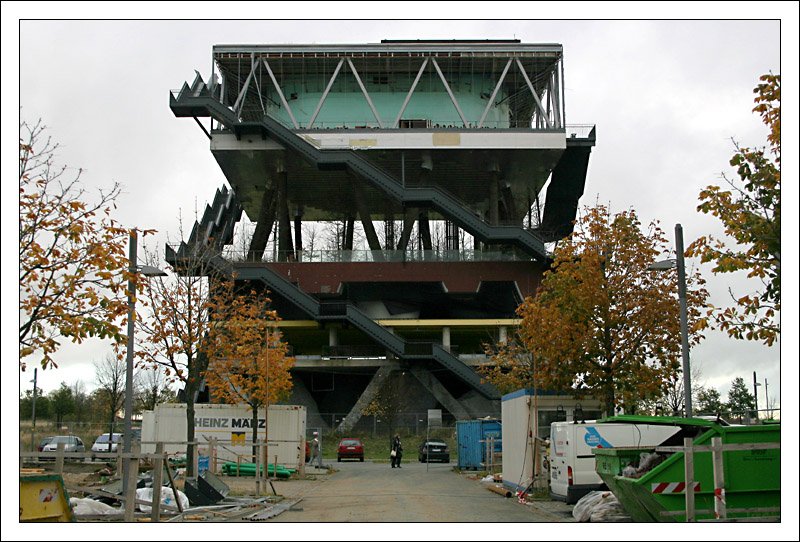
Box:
left=764, top=378, right=769, bottom=418
left=31, top=368, right=38, bottom=429
left=752, top=371, right=761, bottom=421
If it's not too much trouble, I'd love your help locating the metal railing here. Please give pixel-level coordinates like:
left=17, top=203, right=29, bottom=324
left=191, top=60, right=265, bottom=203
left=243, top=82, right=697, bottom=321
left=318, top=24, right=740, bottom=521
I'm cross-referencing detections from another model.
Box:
left=221, top=247, right=536, bottom=264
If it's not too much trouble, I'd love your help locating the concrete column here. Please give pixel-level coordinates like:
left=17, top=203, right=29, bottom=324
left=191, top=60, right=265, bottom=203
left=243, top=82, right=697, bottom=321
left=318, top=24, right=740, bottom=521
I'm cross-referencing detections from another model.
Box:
left=489, top=173, right=500, bottom=226
left=277, top=170, right=294, bottom=260
left=442, top=327, right=451, bottom=352
left=329, top=327, right=338, bottom=347
left=409, top=366, right=470, bottom=421
left=293, top=209, right=303, bottom=260
left=338, top=363, right=400, bottom=433
left=499, top=326, right=508, bottom=345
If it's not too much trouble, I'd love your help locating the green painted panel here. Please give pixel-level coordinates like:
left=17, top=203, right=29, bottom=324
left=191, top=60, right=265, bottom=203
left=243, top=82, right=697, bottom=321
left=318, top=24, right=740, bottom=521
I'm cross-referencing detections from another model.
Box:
left=267, top=75, right=511, bottom=128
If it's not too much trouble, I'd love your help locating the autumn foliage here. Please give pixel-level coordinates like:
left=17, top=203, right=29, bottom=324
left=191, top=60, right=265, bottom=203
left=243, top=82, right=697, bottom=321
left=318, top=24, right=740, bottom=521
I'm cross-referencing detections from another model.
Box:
left=19, top=119, right=132, bottom=370
left=687, top=74, right=780, bottom=346
left=481, top=206, right=709, bottom=415
left=204, top=285, right=295, bottom=451
left=204, top=287, right=294, bottom=407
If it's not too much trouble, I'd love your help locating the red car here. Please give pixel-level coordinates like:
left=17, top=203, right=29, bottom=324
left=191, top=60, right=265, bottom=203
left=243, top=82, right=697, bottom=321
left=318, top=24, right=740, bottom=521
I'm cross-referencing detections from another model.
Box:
left=337, top=438, right=364, bottom=462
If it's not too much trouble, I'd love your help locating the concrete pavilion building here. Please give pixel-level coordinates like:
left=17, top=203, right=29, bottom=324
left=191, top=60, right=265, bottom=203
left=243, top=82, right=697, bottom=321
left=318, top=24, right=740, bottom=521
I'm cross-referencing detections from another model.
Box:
left=167, top=39, right=595, bottom=432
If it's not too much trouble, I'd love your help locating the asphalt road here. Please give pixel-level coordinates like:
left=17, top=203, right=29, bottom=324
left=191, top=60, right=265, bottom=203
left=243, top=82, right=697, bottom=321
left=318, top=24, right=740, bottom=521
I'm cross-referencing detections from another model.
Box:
left=267, top=459, right=575, bottom=524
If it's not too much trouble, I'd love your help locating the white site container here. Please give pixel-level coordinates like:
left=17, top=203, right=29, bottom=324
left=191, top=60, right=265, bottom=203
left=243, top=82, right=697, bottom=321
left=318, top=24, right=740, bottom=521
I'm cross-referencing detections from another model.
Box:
left=141, top=403, right=307, bottom=469
left=501, top=388, right=603, bottom=495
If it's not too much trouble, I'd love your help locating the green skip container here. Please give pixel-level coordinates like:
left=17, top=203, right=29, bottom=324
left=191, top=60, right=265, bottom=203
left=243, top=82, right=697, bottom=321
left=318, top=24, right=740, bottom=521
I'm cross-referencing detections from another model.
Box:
left=593, top=415, right=780, bottom=522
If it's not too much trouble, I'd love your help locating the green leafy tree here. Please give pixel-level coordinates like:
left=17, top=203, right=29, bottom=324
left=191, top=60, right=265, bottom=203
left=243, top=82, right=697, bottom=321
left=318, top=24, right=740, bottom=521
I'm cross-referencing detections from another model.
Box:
left=695, top=386, right=726, bottom=415
left=726, top=377, right=755, bottom=417
left=481, top=205, right=709, bottom=415
left=687, top=74, right=780, bottom=346
left=20, top=390, right=52, bottom=421
left=49, top=382, right=75, bottom=427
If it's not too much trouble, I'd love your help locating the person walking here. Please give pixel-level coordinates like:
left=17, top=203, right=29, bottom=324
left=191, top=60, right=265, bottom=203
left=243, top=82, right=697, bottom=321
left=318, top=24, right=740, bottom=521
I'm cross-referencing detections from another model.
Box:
left=309, top=432, right=320, bottom=466
left=390, top=434, right=403, bottom=468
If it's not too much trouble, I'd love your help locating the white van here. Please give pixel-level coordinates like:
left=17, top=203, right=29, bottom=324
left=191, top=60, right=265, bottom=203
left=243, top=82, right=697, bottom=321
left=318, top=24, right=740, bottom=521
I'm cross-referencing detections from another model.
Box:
left=91, top=432, right=123, bottom=453
left=549, top=420, right=681, bottom=504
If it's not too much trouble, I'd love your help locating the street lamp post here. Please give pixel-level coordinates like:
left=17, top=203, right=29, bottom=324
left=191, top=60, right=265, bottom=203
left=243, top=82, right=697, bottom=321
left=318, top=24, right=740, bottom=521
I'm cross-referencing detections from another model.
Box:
left=122, top=229, right=166, bottom=497
left=648, top=223, right=692, bottom=418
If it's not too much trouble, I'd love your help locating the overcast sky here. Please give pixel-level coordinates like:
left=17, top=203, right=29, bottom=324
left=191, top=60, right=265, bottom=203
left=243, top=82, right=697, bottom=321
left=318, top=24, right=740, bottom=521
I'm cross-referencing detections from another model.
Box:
left=4, top=4, right=798, bottom=540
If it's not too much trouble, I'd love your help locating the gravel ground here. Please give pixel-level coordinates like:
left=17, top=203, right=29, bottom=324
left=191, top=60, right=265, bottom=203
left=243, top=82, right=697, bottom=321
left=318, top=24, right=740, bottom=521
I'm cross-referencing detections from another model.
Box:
left=52, top=460, right=575, bottom=525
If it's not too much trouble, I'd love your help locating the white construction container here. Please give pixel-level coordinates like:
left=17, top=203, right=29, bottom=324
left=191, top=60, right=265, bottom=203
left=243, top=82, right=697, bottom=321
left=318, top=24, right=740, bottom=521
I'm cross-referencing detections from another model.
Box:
left=141, top=403, right=307, bottom=469
left=501, top=388, right=603, bottom=495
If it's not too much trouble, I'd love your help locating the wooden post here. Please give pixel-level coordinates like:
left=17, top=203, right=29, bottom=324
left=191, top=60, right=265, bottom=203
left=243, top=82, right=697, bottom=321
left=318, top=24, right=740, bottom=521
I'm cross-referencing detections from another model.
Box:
left=683, top=437, right=695, bottom=522
left=210, top=438, right=218, bottom=474
left=150, top=442, right=164, bottom=523
left=55, top=441, right=65, bottom=475
left=124, top=442, right=141, bottom=522
left=255, top=439, right=262, bottom=496
left=711, top=437, right=727, bottom=520
left=164, top=460, right=183, bottom=514
left=192, top=441, right=199, bottom=477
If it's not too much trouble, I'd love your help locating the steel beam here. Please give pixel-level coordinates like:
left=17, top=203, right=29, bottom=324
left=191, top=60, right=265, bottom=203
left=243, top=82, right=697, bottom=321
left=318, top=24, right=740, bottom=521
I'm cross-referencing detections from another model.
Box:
left=307, top=58, right=344, bottom=129
left=346, top=58, right=384, bottom=128
left=515, top=58, right=552, bottom=129
left=392, top=58, right=429, bottom=128
left=431, top=58, right=468, bottom=127
left=232, top=54, right=257, bottom=117
left=477, top=58, right=513, bottom=128
left=263, top=59, right=299, bottom=129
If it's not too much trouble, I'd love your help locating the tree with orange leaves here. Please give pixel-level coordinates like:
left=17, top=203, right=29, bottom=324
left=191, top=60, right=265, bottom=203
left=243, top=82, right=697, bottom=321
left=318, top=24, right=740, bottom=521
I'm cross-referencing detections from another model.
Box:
left=482, top=205, right=709, bottom=415
left=687, top=74, right=780, bottom=346
left=134, top=243, right=230, bottom=477
left=204, top=286, right=295, bottom=461
left=19, top=119, right=134, bottom=371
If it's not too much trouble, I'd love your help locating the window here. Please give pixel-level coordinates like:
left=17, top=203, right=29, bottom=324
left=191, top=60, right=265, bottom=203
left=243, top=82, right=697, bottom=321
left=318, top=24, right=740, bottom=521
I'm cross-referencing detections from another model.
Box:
left=399, top=119, right=431, bottom=129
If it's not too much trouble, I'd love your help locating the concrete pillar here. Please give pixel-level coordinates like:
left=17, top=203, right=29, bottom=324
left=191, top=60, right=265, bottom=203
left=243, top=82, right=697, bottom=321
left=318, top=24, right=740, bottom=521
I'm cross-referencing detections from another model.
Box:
left=489, top=173, right=500, bottom=226
left=338, top=363, right=400, bottom=433
left=247, top=183, right=276, bottom=261
left=277, top=170, right=294, bottom=260
left=329, top=327, right=338, bottom=347
left=293, top=209, right=303, bottom=260
left=442, top=327, right=451, bottom=352
left=409, top=366, right=471, bottom=421
left=499, top=326, right=508, bottom=345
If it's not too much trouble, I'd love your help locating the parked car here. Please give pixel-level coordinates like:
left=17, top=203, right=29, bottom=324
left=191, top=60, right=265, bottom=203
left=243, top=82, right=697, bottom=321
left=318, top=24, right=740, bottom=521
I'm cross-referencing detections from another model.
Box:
left=37, top=436, right=54, bottom=452
left=41, top=435, right=85, bottom=459
left=337, top=438, right=364, bottom=462
left=418, top=440, right=450, bottom=463
left=91, top=432, right=123, bottom=453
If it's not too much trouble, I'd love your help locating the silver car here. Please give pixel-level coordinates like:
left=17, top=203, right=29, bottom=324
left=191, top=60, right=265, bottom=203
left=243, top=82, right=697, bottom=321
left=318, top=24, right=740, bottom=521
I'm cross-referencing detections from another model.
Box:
left=42, top=435, right=85, bottom=454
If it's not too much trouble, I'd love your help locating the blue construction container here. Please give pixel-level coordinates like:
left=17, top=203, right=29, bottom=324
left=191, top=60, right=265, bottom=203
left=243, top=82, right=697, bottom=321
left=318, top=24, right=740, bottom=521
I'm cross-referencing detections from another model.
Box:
left=456, top=419, right=502, bottom=470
